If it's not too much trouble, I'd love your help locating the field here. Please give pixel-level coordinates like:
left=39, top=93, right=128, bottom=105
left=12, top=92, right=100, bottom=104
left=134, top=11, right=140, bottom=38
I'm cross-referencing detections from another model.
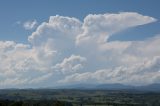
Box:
left=0, top=89, right=160, bottom=106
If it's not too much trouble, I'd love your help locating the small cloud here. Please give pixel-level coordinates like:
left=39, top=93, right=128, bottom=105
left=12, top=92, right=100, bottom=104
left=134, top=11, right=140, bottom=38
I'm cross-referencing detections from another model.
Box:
left=23, top=20, right=38, bottom=30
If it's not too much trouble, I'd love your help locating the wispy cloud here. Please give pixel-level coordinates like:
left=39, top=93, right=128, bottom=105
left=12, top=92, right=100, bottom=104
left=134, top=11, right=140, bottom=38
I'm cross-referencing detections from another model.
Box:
left=23, top=20, right=38, bottom=30
left=15, top=20, right=38, bottom=30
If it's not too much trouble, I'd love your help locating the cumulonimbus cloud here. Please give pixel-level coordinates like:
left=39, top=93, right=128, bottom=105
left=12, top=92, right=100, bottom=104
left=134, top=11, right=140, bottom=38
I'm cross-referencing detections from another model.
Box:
left=0, top=12, right=159, bottom=88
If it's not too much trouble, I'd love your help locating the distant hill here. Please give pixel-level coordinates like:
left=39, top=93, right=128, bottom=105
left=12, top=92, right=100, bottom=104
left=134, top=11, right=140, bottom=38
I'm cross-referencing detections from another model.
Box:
left=54, top=83, right=133, bottom=90
left=136, top=83, right=160, bottom=92
left=54, top=83, right=160, bottom=92
left=95, top=83, right=134, bottom=90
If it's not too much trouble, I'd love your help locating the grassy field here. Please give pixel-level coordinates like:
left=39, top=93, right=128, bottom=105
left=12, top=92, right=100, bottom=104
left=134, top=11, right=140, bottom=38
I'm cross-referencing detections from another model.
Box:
left=0, top=89, right=160, bottom=106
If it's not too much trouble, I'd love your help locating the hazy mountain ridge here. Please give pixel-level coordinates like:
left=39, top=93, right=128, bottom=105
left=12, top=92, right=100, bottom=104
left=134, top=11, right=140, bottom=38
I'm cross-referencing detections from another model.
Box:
left=54, top=83, right=160, bottom=92
left=1, top=83, right=160, bottom=92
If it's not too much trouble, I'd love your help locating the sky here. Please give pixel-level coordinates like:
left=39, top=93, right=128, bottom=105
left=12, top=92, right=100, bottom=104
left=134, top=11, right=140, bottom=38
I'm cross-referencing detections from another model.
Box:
left=0, top=0, right=160, bottom=88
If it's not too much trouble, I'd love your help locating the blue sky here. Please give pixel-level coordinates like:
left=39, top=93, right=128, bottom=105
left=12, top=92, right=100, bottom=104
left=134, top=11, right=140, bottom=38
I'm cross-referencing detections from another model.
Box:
left=0, top=0, right=160, bottom=88
left=0, top=0, right=159, bottom=42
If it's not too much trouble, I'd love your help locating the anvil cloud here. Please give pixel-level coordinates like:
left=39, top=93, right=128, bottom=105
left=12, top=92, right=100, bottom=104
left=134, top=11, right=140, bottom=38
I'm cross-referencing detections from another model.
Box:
left=0, top=12, right=159, bottom=88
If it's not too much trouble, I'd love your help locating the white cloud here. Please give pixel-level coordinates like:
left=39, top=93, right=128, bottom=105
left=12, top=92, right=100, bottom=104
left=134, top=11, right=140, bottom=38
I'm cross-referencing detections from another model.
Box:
left=29, top=73, right=53, bottom=84
left=59, top=34, right=160, bottom=85
left=0, top=78, right=28, bottom=87
left=23, top=20, right=38, bottom=30
left=53, top=55, right=86, bottom=74
left=60, top=56, right=160, bottom=85
left=0, top=12, right=159, bottom=87
left=76, top=12, right=156, bottom=45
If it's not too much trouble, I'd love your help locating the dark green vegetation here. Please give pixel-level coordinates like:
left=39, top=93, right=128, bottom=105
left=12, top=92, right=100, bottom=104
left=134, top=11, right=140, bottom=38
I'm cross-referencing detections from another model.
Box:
left=0, top=89, right=160, bottom=106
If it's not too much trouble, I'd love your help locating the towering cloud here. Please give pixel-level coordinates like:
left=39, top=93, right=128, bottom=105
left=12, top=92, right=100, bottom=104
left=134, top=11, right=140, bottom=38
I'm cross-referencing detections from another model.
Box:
left=0, top=12, right=159, bottom=88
